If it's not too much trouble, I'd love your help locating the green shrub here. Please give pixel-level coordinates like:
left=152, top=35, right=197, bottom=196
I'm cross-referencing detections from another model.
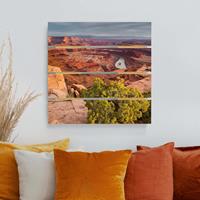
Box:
left=136, top=101, right=151, bottom=124
left=81, top=78, right=150, bottom=124
left=81, top=78, right=143, bottom=99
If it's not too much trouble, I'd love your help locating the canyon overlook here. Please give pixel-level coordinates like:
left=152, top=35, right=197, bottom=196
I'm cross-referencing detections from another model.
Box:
left=48, top=22, right=151, bottom=124
left=48, top=47, right=151, bottom=73
left=48, top=46, right=151, bottom=123
left=48, top=46, right=151, bottom=99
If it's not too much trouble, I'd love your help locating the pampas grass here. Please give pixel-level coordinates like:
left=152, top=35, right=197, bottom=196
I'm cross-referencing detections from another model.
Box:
left=0, top=38, right=40, bottom=142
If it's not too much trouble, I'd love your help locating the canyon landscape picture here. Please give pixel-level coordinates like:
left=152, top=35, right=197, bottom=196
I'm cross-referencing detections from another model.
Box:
left=48, top=22, right=151, bottom=124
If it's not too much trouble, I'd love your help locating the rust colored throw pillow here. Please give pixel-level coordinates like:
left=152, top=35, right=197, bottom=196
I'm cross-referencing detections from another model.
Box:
left=0, top=139, right=69, bottom=200
left=138, top=145, right=200, bottom=200
left=54, top=149, right=132, bottom=200
left=125, top=143, right=174, bottom=200
left=172, top=147, right=200, bottom=200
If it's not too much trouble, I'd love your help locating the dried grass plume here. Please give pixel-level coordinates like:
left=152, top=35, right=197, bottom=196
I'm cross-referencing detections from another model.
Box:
left=0, top=38, right=40, bottom=142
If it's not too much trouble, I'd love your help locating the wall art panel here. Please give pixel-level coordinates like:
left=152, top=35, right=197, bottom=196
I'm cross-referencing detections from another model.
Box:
left=48, top=22, right=151, bottom=124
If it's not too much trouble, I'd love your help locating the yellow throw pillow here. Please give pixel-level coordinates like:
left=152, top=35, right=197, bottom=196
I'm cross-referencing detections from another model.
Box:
left=54, top=149, right=131, bottom=200
left=0, top=139, right=69, bottom=200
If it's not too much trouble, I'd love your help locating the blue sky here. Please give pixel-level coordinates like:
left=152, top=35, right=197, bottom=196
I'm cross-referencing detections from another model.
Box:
left=48, top=22, right=151, bottom=40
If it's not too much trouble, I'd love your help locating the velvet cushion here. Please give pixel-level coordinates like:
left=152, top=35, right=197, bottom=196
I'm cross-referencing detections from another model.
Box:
left=173, top=147, right=200, bottom=200
left=0, top=139, right=69, bottom=200
left=125, top=142, right=174, bottom=200
left=138, top=145, right=200, bottom=200
left=54, top=149, right=131, bottom=200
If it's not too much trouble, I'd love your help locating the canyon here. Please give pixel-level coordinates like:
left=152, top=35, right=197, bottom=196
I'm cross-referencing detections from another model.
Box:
left=48, top=46, right=151, bottom=99
left=48, top=36, right=151, bottom=123
left=48, top=47, right=151, bottom=73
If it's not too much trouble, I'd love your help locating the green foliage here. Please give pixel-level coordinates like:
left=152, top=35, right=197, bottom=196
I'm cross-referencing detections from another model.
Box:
left=136, top=101, right=151, bottom=124
left=81, top=78, right=150, bottom=124
left=81, top=78, right=143, bottom=99
left=143, top=92, right=151, bottom=98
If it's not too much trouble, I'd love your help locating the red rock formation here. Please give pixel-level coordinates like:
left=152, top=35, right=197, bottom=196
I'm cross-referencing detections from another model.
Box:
left=48, top=48, right=151, bottom=97
left=48, top=65, right=67, bottom=90
left=48, top=48, right=151, bottom=73
left=48, top=36, right=52, bottom=45
left=127, top=76, right=151, bottom=94
left=48, top=65, right=68, bottom=100
left=48, top=99, right=87, bottom=124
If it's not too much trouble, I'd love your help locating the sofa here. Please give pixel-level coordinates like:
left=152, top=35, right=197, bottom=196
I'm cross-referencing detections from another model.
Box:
left=0, top=139, right=200, bottom=200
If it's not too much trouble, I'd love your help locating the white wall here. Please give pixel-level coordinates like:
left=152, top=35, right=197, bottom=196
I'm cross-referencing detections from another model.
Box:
left=0, top=0, right=200, bottom=151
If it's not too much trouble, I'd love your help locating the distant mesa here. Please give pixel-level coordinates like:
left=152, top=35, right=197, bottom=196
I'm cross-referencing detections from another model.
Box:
left=48, top=36, right=151, bottom=46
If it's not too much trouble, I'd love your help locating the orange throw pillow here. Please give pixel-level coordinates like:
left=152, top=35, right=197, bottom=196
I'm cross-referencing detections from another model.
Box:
left=173, top=147, right=200, bottom=200
left=125, top=143, right=174, bottom=200
left=0, top=139, right=69, bottom=200
left=54, top=149, right=131, bottom=200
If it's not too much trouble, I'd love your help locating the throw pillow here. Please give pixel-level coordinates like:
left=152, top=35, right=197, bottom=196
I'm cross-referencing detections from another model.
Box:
left=173, top=147, right=200, bottom=200
left=125, top=142, right=174, bottom=200
left=14, top=150, right=54, bottom=200
left=0, top=139, right=69, bottom=200
left=54, top=149, right=131, bottom=200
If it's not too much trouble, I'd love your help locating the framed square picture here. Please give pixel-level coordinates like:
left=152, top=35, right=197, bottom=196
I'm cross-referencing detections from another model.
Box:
left=48, top=22, right=151, bottom=124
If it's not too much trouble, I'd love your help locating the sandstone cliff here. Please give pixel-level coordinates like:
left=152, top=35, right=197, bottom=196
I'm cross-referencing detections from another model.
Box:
left=48, top=65, right=68, bottom=100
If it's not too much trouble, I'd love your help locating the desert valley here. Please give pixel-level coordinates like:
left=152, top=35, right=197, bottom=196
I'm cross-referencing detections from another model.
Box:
left=48, top=22, right=151, bottom=124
